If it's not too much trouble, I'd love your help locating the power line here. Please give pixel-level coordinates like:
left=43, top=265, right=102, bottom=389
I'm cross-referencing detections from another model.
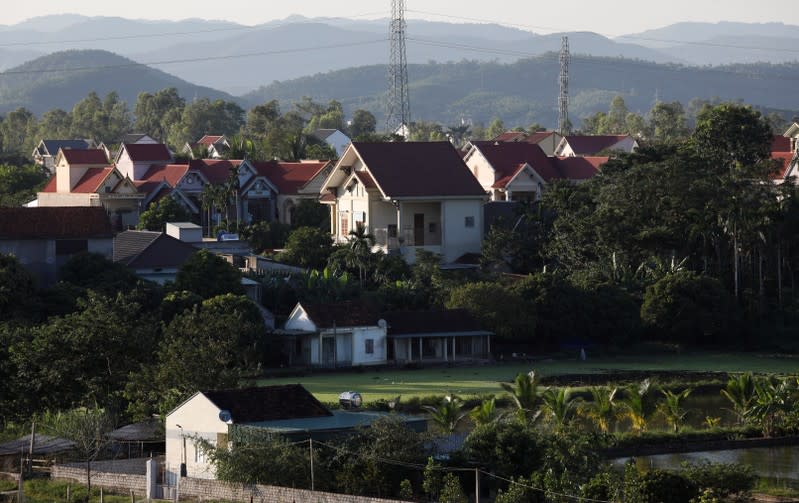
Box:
left=406, top=8, right=799, bottom=55
left=0, top=39, right=388, bottom=77
left=480, top=470, right=612, bottom=503
left=0, top=11, right=390, bottom=49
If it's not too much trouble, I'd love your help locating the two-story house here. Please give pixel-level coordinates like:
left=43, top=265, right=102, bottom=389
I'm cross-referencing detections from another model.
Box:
left=320, top=142, right=487, bottom=264
left=464, top=141, right=607, bottom=202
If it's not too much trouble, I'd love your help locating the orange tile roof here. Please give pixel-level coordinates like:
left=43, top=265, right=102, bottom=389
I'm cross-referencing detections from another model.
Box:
left=250, top=161, right=329, bottom=194
left=71, top=167, right=115, bottom=193
left=61, top=149, right=108, bottom=165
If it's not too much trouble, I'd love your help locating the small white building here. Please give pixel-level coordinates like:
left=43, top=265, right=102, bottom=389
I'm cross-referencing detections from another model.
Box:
left=282, top=302, right=387, bottom=367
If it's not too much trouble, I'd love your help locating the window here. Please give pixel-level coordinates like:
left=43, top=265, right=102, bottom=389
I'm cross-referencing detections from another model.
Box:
left=55, top=239, right=88, bottom=256
left=464, top=216, right=475, bottom=228
left=365, top=338, right=374, bottom=354
left=387, top=224, right=397, bottom=238
left=340, top=212, right=349, bottom=236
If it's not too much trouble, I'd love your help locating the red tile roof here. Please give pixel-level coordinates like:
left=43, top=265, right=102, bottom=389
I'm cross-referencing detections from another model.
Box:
left=301, top=301, right=381, bottom=329
left=122, top=143, right=172, bottom=162
left=491, top=131, right=528, bottom=142
left=188, top=159, right=241, bottom=185
left=196, top=135, right=224, bottom=146
left=772, top=135, right=792, bottom=153
left=139, top=163, right=190, bottom=187
left=40, top=175, right=57, bottom=193
left=60, top=148, right=108, bottom=165
left=562, top=135, right=632, bottom=155
left=72, top=167, right=115, bottom=193
left=250, top=161, right=329, bottom=194
left=771, top=151, right=794, bottom=180
left=352, top=142, right=486, bottom=198
left=555, top=156, right=607, bottom=180
left=0, top=207, right=112, bottom=239
left=472, top=141, right=558, bottom=182
left=526, top=131, right=556, bottom=144
left=354, top=170, right=377, bottom=189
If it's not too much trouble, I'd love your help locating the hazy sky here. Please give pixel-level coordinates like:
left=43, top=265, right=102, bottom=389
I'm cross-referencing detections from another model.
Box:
left=6, top=0, right=799, bottom=36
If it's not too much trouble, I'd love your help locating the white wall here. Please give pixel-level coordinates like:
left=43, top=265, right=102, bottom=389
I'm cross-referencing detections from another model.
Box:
left=441, top=199, right=483, bottom=262
left=165, top=393, right=228, bottom=484
left=284, top=305, right=318, bottom=332
left=351, top=327, right=387, bottom=365
left=464, top=150, right=497, bottom=191
left=37, top=193, right=99, bottom=207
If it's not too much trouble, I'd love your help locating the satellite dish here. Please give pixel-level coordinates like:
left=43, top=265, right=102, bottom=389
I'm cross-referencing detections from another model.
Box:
left=377, top=319, right=387, bottom=329
left=218, top=410, right=233, bottom=423
left=339, top=391, right=363, bottom=410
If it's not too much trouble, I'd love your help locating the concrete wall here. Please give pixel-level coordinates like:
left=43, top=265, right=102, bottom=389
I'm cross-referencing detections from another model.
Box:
left=464, top=150, right=497, bottom=190
left=52, top=464, right=146, bottom=494
left=38, top=193, right=99, bottom=207
left=351, top=327, right=387, bottom=365
left=180, top=477, right=410, bottom=503
left=441, top=199, right=483, bottom=262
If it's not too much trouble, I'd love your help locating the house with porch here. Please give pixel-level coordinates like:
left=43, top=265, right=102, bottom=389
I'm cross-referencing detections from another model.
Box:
left=36, top=149, right=144, bottom=229
left=382, top=310, right=493, bottom=364
left=249, top=160, right=333, bottom=225
left=282, top=302, right=386, bottom=368
left=554, top=134, right=638, bottom=157
left=320, top=142, right=487, bottom=264
left=463, top=141, right=606, bottom=202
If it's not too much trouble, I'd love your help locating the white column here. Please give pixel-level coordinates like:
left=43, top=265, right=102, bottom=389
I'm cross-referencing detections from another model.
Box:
left=443, top=337, right=448, bottom=362
left=419, top=338, right=423, bottom=362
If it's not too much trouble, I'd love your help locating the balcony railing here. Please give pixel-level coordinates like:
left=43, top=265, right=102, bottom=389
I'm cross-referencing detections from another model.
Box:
left=373, top=228, right=419, bottom=249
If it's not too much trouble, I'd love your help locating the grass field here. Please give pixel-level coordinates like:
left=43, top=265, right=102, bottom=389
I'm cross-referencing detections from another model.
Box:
left=257, top=352, right=799, bottom=403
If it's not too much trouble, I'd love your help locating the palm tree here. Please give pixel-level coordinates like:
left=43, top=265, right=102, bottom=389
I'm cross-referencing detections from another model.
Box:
left=746, top=377, right=796, bottom=437
left=346, top=224, right=376, bottom=286
left=619, top=379, right=653, bottom=433
left=500, top=371, right=542, bottom=423
left=658, top=388, right=692, bottom=432
left=423, top=395, right=467, bottom=434
left=469, top=398, right=497, bottom=426
left=225, top=164, right=241, bottom=231
left=580, top=387, right=618, bottom=433
left=720, top=372, right=755, bottom=425
left=540, top=387, right=579, bottom=429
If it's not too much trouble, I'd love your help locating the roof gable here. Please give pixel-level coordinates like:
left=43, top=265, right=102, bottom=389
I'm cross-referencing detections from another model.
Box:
left=114, top=231, right=197, bottom=268
left=250, top=161, right=331, bottom=195
left=563, top=135, right=632, bottom=155
left=120, top=143, right=172, bottom=163
left=188, top=159, right=244, bottom=185
left=472, top=141, right=555, bottom=181
left=202, top=385, right=332, bottom=423
left=349, top=142, right=486, bottom=198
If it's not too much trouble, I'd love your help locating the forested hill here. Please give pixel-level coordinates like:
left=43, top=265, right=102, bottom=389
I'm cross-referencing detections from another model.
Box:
left=244, top=55, right=799, bottom=128
left=0, top=50, right=238, bottom=115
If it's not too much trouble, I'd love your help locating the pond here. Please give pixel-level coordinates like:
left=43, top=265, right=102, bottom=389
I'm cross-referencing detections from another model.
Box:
left=614, top=445, right=799, bottom=482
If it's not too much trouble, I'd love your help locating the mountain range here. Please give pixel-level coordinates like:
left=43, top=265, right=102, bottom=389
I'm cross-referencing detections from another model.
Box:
left=0, top=15, right=798, bottom=128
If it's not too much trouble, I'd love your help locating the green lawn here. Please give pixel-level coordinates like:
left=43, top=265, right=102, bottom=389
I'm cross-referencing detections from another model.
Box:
left=257, top=352, right=799, bottom=403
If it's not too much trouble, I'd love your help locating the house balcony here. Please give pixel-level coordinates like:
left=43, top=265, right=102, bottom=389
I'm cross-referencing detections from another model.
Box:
left=373, top=227, right=442, bottom=261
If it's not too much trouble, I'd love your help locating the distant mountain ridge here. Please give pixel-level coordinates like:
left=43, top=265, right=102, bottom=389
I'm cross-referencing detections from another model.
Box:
left=0, top=50, right=238, bottom=114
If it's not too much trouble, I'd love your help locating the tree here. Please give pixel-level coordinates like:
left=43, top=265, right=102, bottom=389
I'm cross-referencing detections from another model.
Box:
left=174, top=249, right=244, bottom=298
left=640, top=271, right=737, bottom=345
left=0, top=108, right=37, bottom=155
left=658, top=388, right=692, bottom=432
left=46, top=407, right=114, bottom=499
left=446, top=282, right=535, bottom=343
left=486, top=118, right=505, bottom=139
left=280, top=227, right=334, bottom=270
left=422, top=395, right=467, bottom=434
left=246, top=100, right=281, bottom=136
left=349, top=109, right=377, bottom=138
left=147, top=294, right=266, bottom=410
left=619, top=379, right=655, bottom=433
left=409, top=121, right=447, bottom=141
left=239, top=221, right=291, bottom=253
left=70, top=91, right=131, bottom=143
left=540, top=387, right=580, bottom=429
left=0, top=253, right=36, bottom=320
left=137, top=197, right=192, bottom=231
left=648, top=101, right=689, bottom=142
left=291, top=200, right=329, bottom=230
left=720, top=373, right=756, bottom=425
left=36, top=109, right=73, bottom=140
left=203, top=433, right=308, bottom=486
left=60, top=252, right=141, bottom=295
left=500, top=372, right=542, bottom=423
left=439, top=473, right=468, bottom=503
left=134, top=88, right=186, bottom=142
left=469, top=398, right=497, bottom=426
left=580, top=387, right=618, bottom=433
left=168, top=98, right=245, bottom=147
left=0, top=163, right=49, bottom=207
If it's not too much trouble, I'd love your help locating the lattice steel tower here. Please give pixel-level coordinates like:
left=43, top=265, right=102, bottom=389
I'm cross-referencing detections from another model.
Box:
left=558, top=36, right=570, bottom=135
left=386, top=0, right=410, bottom=134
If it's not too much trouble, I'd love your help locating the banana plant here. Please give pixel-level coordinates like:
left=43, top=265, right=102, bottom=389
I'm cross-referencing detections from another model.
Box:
left=658, top=388, right=692, bottom=432
left=500, top=371, right=542, bottom=423
left=422, top=395, right=467, bottom=434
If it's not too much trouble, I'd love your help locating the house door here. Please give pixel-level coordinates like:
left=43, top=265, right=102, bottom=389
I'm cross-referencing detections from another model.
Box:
left=414, top=213, right=424, bottom=246
left=322, top=337, right=336, bottom=367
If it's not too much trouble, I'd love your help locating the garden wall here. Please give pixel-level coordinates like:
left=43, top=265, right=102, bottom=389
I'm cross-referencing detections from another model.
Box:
left=51, top=464, right=146, bottom=494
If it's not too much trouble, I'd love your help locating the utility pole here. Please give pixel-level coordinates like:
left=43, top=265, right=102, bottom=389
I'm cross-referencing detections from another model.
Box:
left=309, top=438, right=315, bottom=491
left=558, top=36, right=570, bottom=135
left=474, top=468, right=480, bottom=503
left=386, top=0, right=410, bottom=135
